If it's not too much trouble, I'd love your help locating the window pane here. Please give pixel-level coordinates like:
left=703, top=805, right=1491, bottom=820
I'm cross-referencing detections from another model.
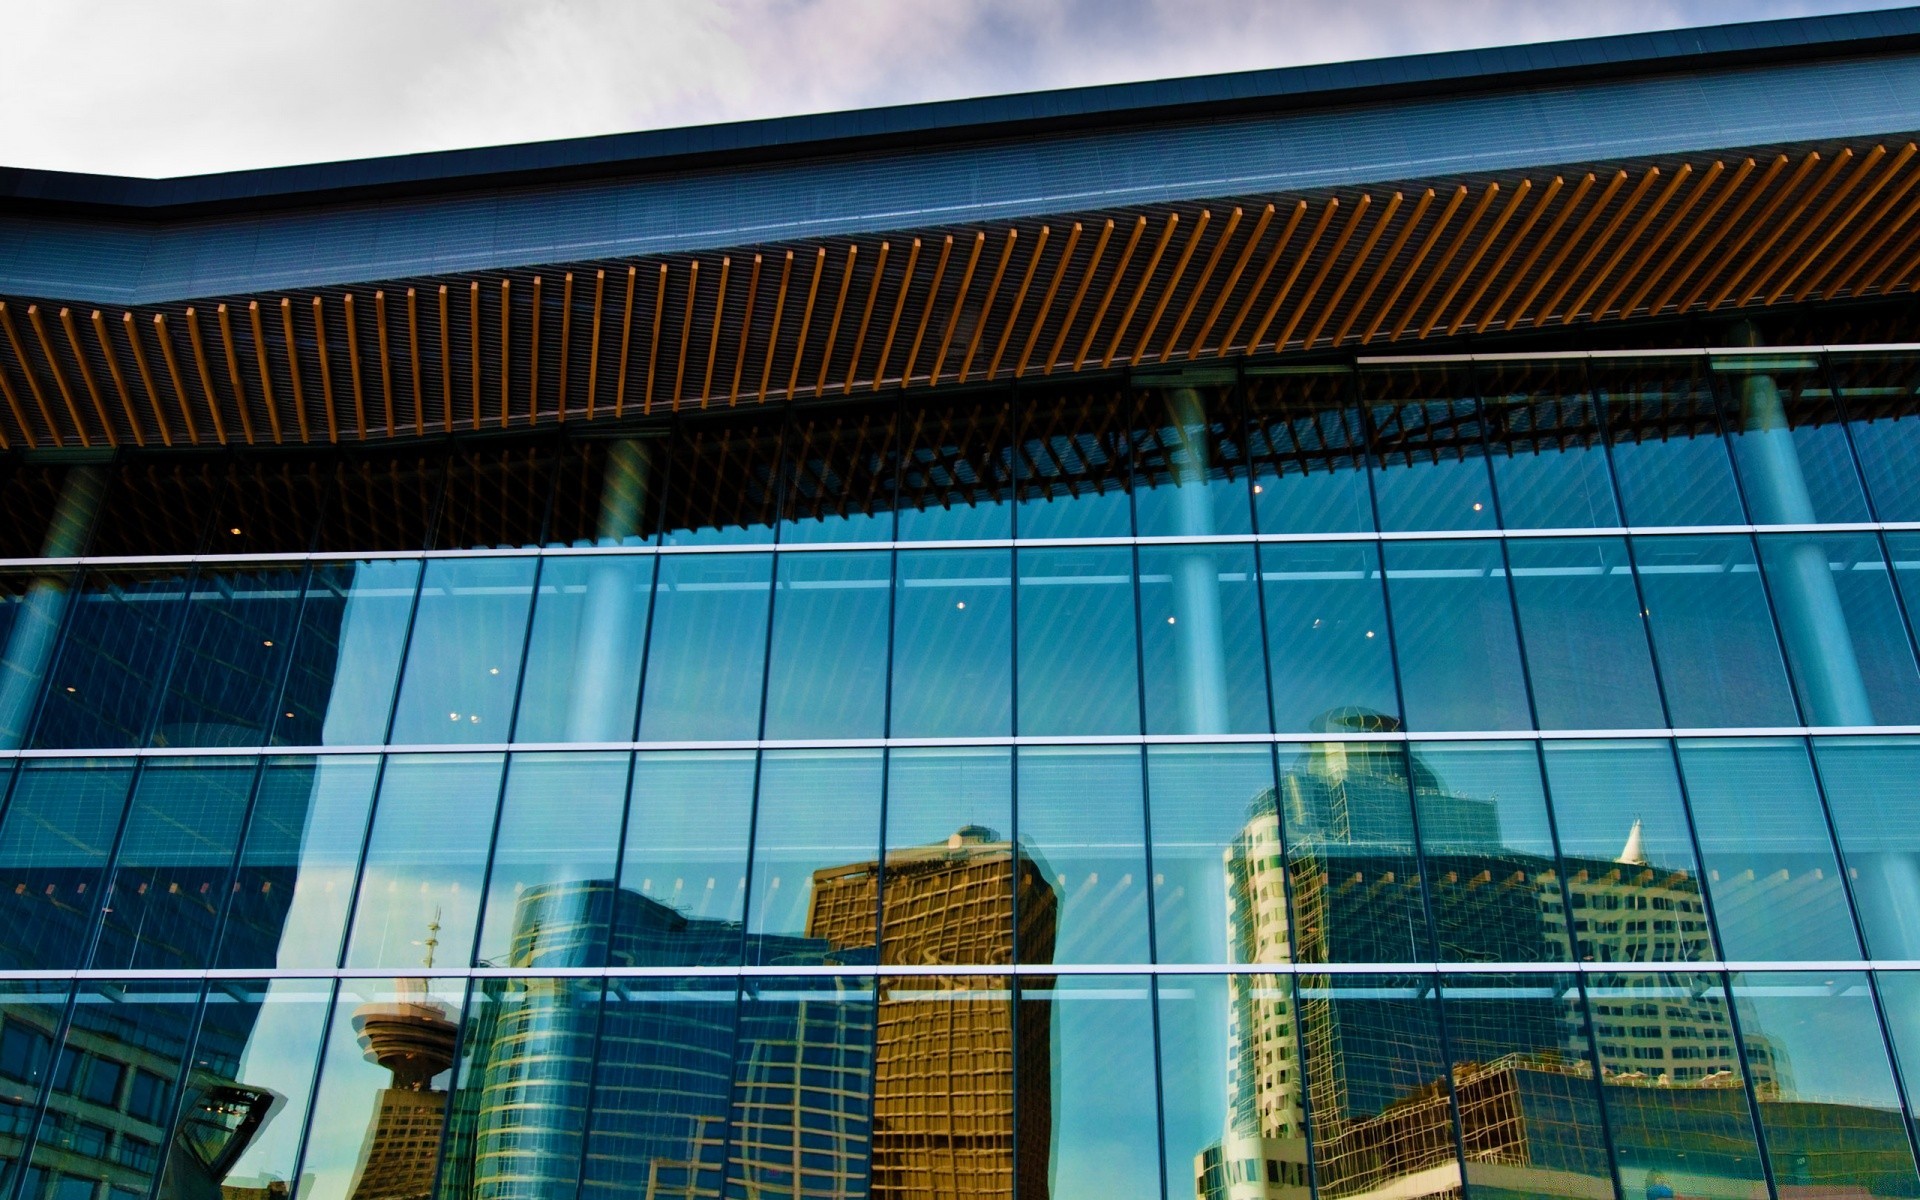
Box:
left=616, top=751, right=755, bottom=967
left=543, top=437, right=666, bottom=547
left=1716, top=352, right=1872, bottom=524
left=1636, top=534, right=1800, bottom=728
left=151, top=565, right=306, bottom=748
left=1508, top=537, right=1667, bottom=729
left=1259, top=541, right=1398, bottom=734
left=1877, top=972, right=1920, bottom=1145
left=1364, top=367, right=1498, bottom=532
left=1131, top=379, right=1252, bottom=536
left=216, top=755, right=379, bottom=971
left=726, top=975, right=875, bottom=1198
left=1833, top=351, right=1920, bottom=521
left=206, top=453, right=331, bottom=555
left=762, top=551, right=889, bottom=739
left=1021, top=976, right=1160, bottom=1198
left=1813, top=737, right=1920, bottom=960
left=745, top=749, right=883, bottom=966
left=780, top=398, right=899, bottom=543
left=660, top=409, right=783, bottom=546
left=881, top=747, right=1014, bottom=968
left=88, top=458, right=222, bottom=556
left=0, top=759, right=133, bottom=970
left=1280, top=743, right=1428, bottom=964
left=32, top=568, right=192, bottom=749
left=387, top=557, right=537, bottom=745
left=1480, top=360, right=1621, bottom=529
left=1139, top=544, right=1268, bottom=735
left=0, top=981, right=70, bottom=1197
left=0, top=462, right=97, bottom=559
left=1245, top=369, right=1374, bottom=535
left=1382, top=539, right=1532, bottom=731
left=636, top=552, right=772, bottom=742
left=512, top=554, right=652, bottom=743
left=343, top=753, right=505, bottom=970
left=1014, top=381, right=1132, bottom=539
left=0, top=567, right=80, bottom=750
left=475, top=751, right=629, bottom=968
left=1016, top=547, right=1139, bottom=736
left=271, top=559, right=420, bottom=747
left=896, top=388, right=1016, bottom=542
left=1146, top=745, right=1283, bottom=965
left=1016, top=747, right=1149, bottom=965
left=1597, top=357, right=1746, bottom=527
left=1758, top=532, right=1920, bottom=726
left=431, top=441, right=555, bottom=550
left=315, top=448, right=444, bottom=553
left=890, top=549, right=1011, bottom=738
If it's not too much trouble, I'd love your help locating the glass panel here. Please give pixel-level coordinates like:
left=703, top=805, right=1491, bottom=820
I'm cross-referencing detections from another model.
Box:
left=726, top=975, right=875, bottom=1198
left=1131, top=377, right=1253, bottom=536
left=474, top=751, right=629, bottom=968
left=1412, top=742, right=1572, bottom=964
left=1016, top=747, right=1150, bottom=965
left=1146, top=744, right=1284, bottom=965
left=616, top=751, right=756, bottom=967
left=745, top=749, right=884, bottom=967
left=342, top=753, right=505, bottom=971
left=1479, top=359, right=1622, bottom=529
left=1542, top=742, right=1715, bottom=964
left=1363, top=366, right=1498, bottom=532
left=1279, top=742, right=1428, bottom=964
left=1014, top=380, right=1132, bottom=538
left=314, top=448, right=444, bottom=553
left=543, top=437, right=666, bottom=547
left=889, top=549, right=1011, bottom=738
left=89, top=457, right=223, bottom=557
left=512, top=553, right=652, bottom=743
left=1381, top=539, right=1533, bottom=732
left=0, top=982, right=70, bottom=1198
left=780, top=398, right=899, bottom=543
left=0, top=462, right=95, bottom=559
left=1508, top=536, right=1667, bottom=729
left=1138, top=543, right=1268, bottom=735
left=635, top=552, right=772, bottom=742
left=206, top=453, right=331, bottom=555
left=660, top=409, right=783, bottom=546
left=1020, top=975, right=1160, bottom=1198
left=762, top=551, right=890, bottom=739
left=1259, top=541, right=1398, bottom=735
left=431, top=441, right=556, bottom=550
left=32, top=568, right=193, bottom=750
left=1018, top=546, right=1141, bottom=737
left=1813, top=738, right=1920, bottom=960
left=1758, top=532, right=1920, bottom=726
left=1876, top=972, right=1920, bottom=1145
left=1635, top=534, right=1800, bottom=728
left=91, top=757, right=254, bottom=971
left=0, top=759, right=134, bottom=970
left=1715, top=352, right=1873, bottom=524
left=1832, top=351, right=1920, bottom=521
left=1679, top=738, right=1860, bottom=962
left=216, top=755, right=380, bottom=971
left=880, top=747, right=1014, bottom=969
left=0, top=566, right=81, bottom=751
left=271, top=559, right=420, bottom=748
left=387, top=557, right=537, bottom=745
left=1595, top=357, right=1746, bottom=527
left=151, top=565, right=307, bottom=748
left=895, top=389, right=1016, bottom=542
left=1244, top=369, right=1374, bottom=535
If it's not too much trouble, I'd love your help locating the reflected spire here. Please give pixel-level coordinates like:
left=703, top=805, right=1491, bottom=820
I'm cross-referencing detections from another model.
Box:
left=1617, top=819, right=1647, bottom=867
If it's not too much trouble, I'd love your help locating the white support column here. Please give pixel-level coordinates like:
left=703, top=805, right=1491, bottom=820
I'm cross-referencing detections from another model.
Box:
left=565, top=439, right=653, bottom=742
left=1166, top=388, right=1231, bottom=736
left=0, top=464, right=105, bottom=748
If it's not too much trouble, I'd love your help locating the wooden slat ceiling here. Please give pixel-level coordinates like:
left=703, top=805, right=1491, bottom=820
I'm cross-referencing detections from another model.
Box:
left=2, top=138, right=1919, bottom=451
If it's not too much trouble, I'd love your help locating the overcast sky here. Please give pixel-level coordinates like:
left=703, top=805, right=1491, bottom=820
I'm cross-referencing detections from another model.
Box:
left=0, top=0, right=1907, bottom=178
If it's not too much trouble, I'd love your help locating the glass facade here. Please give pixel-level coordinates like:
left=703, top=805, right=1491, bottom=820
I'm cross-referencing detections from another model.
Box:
left=0, top=347, right=1919, bottom=1199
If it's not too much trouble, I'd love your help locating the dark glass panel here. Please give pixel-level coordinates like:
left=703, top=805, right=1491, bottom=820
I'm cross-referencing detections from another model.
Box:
left=1279, top=742, right=1428, bottom=965
left=1757, top=532, right=1920, bottom=726
left=1479, top=359, right=1622, bottom=529
left=88, top=456, right=223, bottom=557
left=0, top=567, right=79, bottom=749
left=0, top=981, right=70, bottom=1199
left=512, top=553, right=652, bottom=743
left=1380, top=539, right=1533, bottom=732
left=1362, top=365, right=1498, bottom=532
left=342, top=753, right=506, bottom=970
left=1130, top=375, right=1253, bottom=536
left=0, top=759, right=133, bottom=970
left=431, top=439, right=556, bottom=550
left=0, top=462, right=98, bottom=559
left=1876, top=972, right=1920, bottom=1145
left=1508, top=536, right=1667, bottom=729
left=1541, top=742, right=1715, bottom=964
left=203, top=452, right=331, bottom=555
left=780, top=398, right=899, bottom=543
left=1138, top=543, right=1269, bottom=735
left=91, top=757, right=254, bottom=971
left=1714, top=351, right=1873, bottom=524
left=1634, top=534, right=1800, bottom=728
left=215, top=755, right=380, bottom=970
left=1019, top=975, right=1160, bottom=1197
left=1145, top=745, right=1284, bottom=965
left=659, top=407, right=783, bottom=546
left=880, top=747, right=1014, bottom=969
left=1013, top=379, right=1132, bottom=538
left=616, top=751, right=755, bottom=967
left=1594, top=356, right=1746, bottom=527
left=270, top=559, right=419, bottom=747
left=725, top=975, right=875, bottom=1198
left=1244, top=368, right=1374, bottom=534
left=542, top=436, right=666, bottom=547
left=1015, top=746, right=1149, bottom=965
left=32, top=567, right=193, bottom=750
left=1412, top=742, right=1571, bottom=964
left=889, top=548, right=1011, bottom=738
left=1831, top=351, right=1920, bottom=521
left=313, top=447, right=444, bottom=553
left=475, top=751, right=628, bottom=968
left=896, top=388, right=1016, bottom=542
left=762, top=551, right=889, bottom=739
left=1258, top=541, right=1398, bottom=734
left=1015, top=546, right=1139, bottom=736
left=745, top=749, right=883, bottom=966
left=151, top=564, right=306, bottom=748
left=1439, top=973, right=1613, bottom=1198
left=1813, top=738, right=1920, bottom=961
left=635, top=552, right=772, bottom=742
left=387, top=556, right=537, bottom=745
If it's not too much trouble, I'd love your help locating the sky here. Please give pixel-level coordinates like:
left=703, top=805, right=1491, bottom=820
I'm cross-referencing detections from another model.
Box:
left=0, top=0, right=1910, bottom=178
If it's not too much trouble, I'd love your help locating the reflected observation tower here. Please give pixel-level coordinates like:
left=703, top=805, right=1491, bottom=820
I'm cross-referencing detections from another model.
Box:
left=347, top=917, right=460, bottom=1200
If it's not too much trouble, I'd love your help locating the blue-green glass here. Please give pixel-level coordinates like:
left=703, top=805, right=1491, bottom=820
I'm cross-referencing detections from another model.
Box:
left=1634, top=535, right=1800, bottom=727
left=1259, top=541, right=1397, bottom=733
left=1245, top=369, right=1375, bottom=535
left=1413, top=742, right=1571, bottom=963
left=387, top=557, right=537, bottom=744
left=1366, top=372, right=1499, bottom=532
left=1677, top=738, right=1860, bottom=961
left=0, top=567, right=79, bottom=749
left=343, top=753, right=505, bottom=970
left=0, top=759, right=133, bottom=970
left=617, top=751, right=756, bottom=966
left=1714, top=353, right=1871, bottom=524
left=150, top=565, right=306, bottom=747
left=1876, top=972, right=1920, bottom=1144
left=512, top=555, right=653, bottom=743
left=1016, top=546, right=1140, bottom=736
left=1541, top=741, right=1714, bottom=963
left=216, top=755, right=379, bottom=970
left=1146, top=745, right=1282, bottom=965
left=0, top=980, right=70, bottom=1199
left=1757, top=532, right=1920, bottom=726
left=1023, top=975, right=1161, bottom=1198
left=1381, top=539, right=1532, bottom=731
left=1811, top=738, right=1920, bottom=960
left=31, top=568, right=192, bottom=749
left=1731, top=971, right=1920, bottom=1193
left=475, top=752, right=629, bottom=968
left=1017, top=746, right=1150, bottom=965
left=1138, top=544, right=1269, bottom=735
left=1888, top=533, right=1920, bottom=673
left=1014, top=382, right=1132, bottom=538
left=1479, top=360, right=1622, bottom=529
left=91, top=757, right=255, bottom=971
left=744, top=749, right=883, bottom=965
left=659, top=409, right=783, bottom=546
left=635, top=552, right=772, bottom=741
left=1131, top=381, right=1254, bottom=536
left=726, top=975, right=874, bottom=1198
left=1597, top=358, right=1747, bottom=527
left=1508, top=537, right=1667, bottom=729
left=778, top=400, right=898, bottom=543
left=890, top=549, right=1011, bottom=737
left=881, top=746, right=1013, bottom=967
left=895, top=389, right=1016, bottom=541
left=1832, top=352, right=1920, bottom=521
left=271, top=559, right=421, bottom=747
left=1280, top=742, right=1428, bottom=964
left=761, top=551, right=889, bottom=739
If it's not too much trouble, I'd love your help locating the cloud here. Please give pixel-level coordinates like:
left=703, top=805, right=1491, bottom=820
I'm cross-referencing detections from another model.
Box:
left=0, top=0, right=1902, bottom=177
